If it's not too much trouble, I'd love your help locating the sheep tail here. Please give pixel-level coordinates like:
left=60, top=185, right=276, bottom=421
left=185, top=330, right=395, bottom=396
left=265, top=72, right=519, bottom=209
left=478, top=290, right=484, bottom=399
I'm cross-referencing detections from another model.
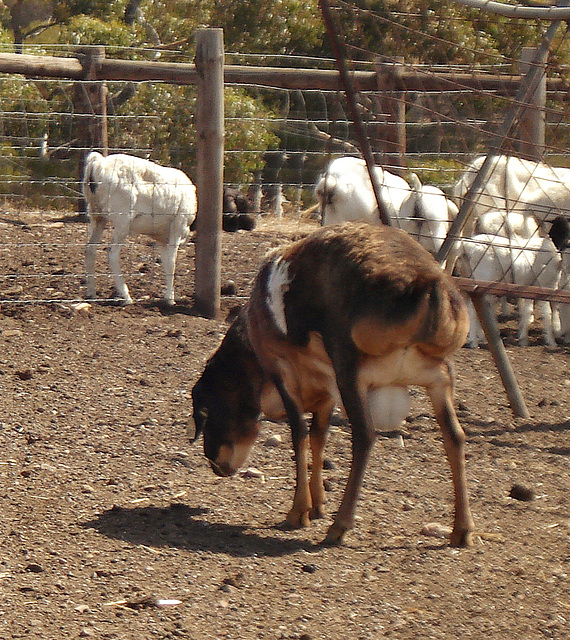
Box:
left=413, top=278, right=469, bottom=358
left=83, top=151, right=103, bottom=195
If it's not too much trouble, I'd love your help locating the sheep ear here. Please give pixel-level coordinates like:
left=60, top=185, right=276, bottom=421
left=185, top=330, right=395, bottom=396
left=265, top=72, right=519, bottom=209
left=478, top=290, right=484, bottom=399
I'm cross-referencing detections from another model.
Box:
left=408, top=172, right=422, bottom=192
left=188, top=408, right=208, bottom=443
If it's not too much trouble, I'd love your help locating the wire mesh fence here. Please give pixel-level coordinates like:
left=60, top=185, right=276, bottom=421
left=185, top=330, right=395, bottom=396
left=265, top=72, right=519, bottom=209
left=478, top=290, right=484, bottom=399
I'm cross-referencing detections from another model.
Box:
left=0, top=3, right=567, bottom=342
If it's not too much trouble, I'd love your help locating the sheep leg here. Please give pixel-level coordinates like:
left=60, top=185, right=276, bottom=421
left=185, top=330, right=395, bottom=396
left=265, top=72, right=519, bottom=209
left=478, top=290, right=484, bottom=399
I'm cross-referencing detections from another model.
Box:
left=272, top=377, right=312, bottom=528
left=559, top=302, right=570, bottom=344
left=324, top=371, right=375, bottom=545
left=538, top=299, right=556, bottom=347
left=517, top=298, right=533, bottom=346
left=157, top=241, right=178, bottom=305
left=108, top=223, right=133, bottom=305
left=499, top=296, right=511, bottom=318
left=552, top=302, right=561, bottom=337
left=466, top=298, right=484, bottom=348
left=426, top=368, right=474, bottom=548
left=85, top=217, right=106, bottom=300
left=308, top=401, right=334, bottom=520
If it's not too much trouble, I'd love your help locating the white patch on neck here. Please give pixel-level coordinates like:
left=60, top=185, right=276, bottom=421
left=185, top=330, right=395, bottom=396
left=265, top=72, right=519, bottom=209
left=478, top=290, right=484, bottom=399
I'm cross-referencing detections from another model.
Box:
left=266, top=257, right=291, bottom=335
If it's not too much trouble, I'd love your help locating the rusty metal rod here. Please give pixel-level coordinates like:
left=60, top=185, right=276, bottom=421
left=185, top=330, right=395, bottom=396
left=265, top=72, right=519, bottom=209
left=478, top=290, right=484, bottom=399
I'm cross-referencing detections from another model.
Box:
left=319, top=0, right=392, bottom=226
left=469, top=292, right=530, bottom=418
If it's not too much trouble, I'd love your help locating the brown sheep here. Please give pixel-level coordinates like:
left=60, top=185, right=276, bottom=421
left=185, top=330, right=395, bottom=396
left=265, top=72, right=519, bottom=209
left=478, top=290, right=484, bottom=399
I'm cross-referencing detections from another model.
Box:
left=191, top=222, right=473, bottom=547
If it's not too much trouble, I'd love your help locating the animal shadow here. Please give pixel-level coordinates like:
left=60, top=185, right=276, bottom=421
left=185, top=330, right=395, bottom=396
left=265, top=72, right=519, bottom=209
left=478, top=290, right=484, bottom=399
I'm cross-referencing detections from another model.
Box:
left=81, top=502, right=310, bottom=558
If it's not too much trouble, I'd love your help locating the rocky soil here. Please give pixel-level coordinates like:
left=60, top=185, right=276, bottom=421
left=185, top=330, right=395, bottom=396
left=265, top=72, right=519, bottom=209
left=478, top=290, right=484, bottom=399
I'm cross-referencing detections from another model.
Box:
left=0, top=212, right=568, bottom=639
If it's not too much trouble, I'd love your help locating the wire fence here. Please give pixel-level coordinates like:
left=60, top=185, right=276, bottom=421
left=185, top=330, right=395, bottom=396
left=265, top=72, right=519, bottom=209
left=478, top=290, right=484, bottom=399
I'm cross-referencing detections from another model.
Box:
left=0, top=5, right=567, bottom=343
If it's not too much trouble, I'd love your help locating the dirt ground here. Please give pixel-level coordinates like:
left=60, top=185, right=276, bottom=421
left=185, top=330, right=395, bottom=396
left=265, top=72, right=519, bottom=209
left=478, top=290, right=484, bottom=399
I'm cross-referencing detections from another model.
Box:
left=0, top=212, right=568, bottom=640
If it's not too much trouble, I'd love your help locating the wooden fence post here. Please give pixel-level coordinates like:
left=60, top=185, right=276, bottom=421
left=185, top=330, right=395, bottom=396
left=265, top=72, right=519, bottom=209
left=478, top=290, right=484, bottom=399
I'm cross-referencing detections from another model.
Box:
left=194, top=29, right=224, bottom=318
left=74, top=45, right=108, bottom=214
left=518, top=46, right=547, bottom=160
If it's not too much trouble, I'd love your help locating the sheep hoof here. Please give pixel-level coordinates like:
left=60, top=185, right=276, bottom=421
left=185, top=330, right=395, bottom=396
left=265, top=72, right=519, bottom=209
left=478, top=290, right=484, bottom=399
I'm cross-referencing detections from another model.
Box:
left=284, top=508, right=311, bottom=529
left=322, top=522, right=348, bottom=545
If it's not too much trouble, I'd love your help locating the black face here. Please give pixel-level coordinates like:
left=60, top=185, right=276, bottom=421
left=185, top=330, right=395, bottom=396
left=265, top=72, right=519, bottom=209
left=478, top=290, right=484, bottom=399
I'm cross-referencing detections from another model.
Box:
left=191, top=378, right=226, bottom=466
left=190, top=312, right=266, bottom=476
left=190, top=376, right=261, bottom=477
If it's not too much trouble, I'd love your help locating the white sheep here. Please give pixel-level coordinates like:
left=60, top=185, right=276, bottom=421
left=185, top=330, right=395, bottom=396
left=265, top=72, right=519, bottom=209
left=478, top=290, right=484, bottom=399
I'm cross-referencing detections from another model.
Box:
left=405, top=172, right=459, bottom=256
left=474, top=210, right=540, bottom=239
left=453, top=154, right=570, bottom=233
left=315, top=156, right=457, bottom=257
left=473, top=210, right=541, bottom=317
left=83, top=151, right=197, bottom=305
left=315, top=156, right=410, bottom=225
left=460, top=226, right=563, bottom=348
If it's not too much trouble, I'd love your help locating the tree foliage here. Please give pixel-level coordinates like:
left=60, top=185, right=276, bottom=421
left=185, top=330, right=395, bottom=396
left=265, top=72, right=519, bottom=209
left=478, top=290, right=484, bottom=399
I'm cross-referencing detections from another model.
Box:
left=333, top=0, right=547, bottom=67
left=0, top=1, right=564, bottom=195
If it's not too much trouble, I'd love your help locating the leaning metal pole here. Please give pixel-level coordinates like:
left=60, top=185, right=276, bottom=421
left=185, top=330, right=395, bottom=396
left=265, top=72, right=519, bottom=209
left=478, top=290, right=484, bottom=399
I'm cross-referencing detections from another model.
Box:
left=436, top=13, right=568, bottom=266
left=319, top=0, right=392, bottom=226
left=435, top=8, right=568, bottom=418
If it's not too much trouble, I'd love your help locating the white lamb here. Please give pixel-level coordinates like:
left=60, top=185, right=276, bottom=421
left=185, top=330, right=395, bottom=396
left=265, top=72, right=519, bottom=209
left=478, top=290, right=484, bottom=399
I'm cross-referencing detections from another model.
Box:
left=83, top=151, right=197, bottom=305
left=406, top=172, right=459, bottom=256
left=315, top=156, right=457, bottom=257
left=473, top=210, right=542, bottom=318
left=461, top=229, right=563, bottom=348
left=474, top=210, right=540, bottom=239
left=453, top=154, right=570, bottom=232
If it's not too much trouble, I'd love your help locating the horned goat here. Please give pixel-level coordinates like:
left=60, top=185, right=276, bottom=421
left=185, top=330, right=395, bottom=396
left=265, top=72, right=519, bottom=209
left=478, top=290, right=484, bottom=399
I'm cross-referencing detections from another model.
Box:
left=191, top=222, right=474, bottom=548
left=83, top=151, right=197, bottom=305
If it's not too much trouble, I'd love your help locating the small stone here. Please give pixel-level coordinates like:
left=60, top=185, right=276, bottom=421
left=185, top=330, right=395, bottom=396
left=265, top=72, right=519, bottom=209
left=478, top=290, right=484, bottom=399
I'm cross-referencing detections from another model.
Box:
left=3, top=329, right=23, bottom=337
left=264, top=434, right=282, bottom=447
left=420, top=522, right=452, bottom=539
left=301, top=563, right=318, bottom=573
left=155, top=599, right=182, bottom=607
left=221, top=281, right=237, bottom=296
left=74, top=604, right=90, bottom=613
left=240, top=467, right=265, bottom=482
left=70, top=302, right=92, bottom=315
left=15, top=369, right=34, bottom=381
left=4, top=285, right=23, bottom=296
left=25, top=563, right=44, bottom=573
left=509, top=483, right=535, bottom=501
